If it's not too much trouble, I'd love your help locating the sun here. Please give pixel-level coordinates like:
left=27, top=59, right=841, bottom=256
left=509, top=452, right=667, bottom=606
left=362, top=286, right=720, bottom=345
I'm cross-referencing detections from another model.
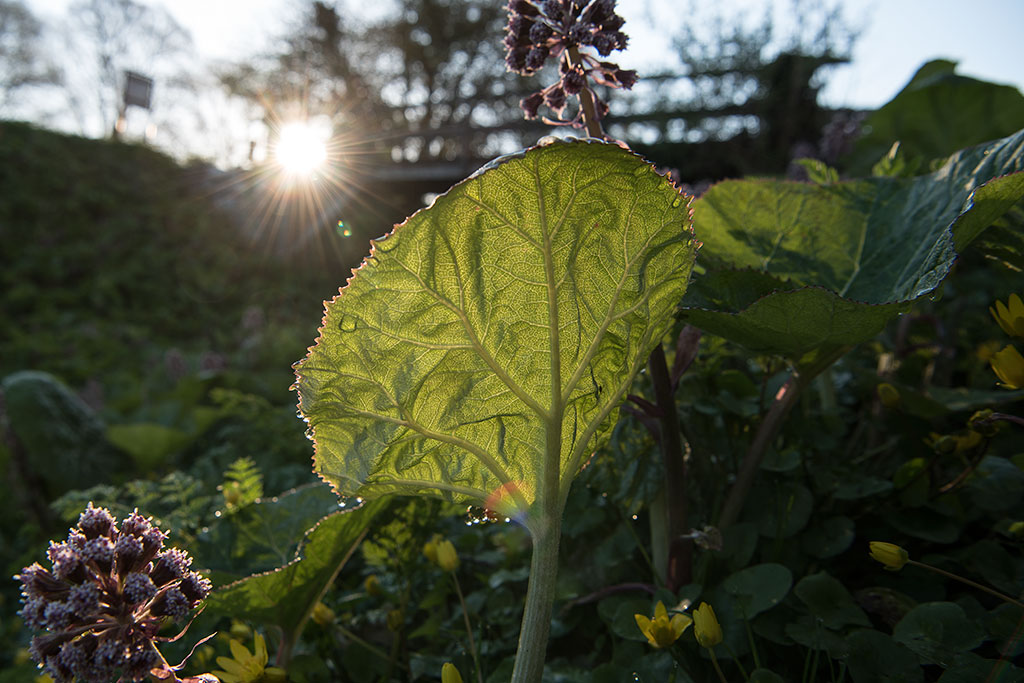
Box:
left=274, top=120, right=329, bottom=175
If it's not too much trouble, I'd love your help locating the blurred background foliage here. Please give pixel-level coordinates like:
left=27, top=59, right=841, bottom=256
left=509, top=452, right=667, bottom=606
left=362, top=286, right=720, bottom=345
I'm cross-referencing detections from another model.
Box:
left=2, top=0, right=1024, bottom=681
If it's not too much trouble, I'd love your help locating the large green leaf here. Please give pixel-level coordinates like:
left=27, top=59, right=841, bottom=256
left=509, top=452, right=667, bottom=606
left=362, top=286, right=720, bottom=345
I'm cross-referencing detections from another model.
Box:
left=1, top=370, right=121, bottom=496
left=204, top=497, right=386, bottom=639
left=893, top=602, right=985, bottom=667
left=845, top=60, right=1024, bottom=175
left=295, top=140, right=696, bottom=511
left=678, top=129, right=1024, bottom=366
left=192, top=483, right=341, bottom=583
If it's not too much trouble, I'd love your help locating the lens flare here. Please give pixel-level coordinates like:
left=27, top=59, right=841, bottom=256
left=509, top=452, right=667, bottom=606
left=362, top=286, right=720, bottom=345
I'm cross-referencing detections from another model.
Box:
left=274, top=121, right=329, bottom=175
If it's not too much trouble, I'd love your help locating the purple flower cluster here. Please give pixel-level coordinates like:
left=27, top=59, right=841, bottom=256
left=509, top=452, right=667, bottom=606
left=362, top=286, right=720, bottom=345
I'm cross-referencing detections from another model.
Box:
left=503, top=0, right=637, bottom=123
left=15, top=504, right=211, bottom=682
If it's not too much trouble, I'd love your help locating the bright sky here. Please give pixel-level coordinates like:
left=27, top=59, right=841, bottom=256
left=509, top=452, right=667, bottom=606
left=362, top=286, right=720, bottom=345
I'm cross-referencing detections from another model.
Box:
left=21, top=0, right=1024, bottom=163
left=27, top=0, right=1024, bottom=109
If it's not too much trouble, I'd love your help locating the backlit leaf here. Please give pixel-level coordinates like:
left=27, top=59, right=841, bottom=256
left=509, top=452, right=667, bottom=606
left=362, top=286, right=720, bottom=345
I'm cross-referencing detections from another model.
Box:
left=295, top=140, right=696, bottom=512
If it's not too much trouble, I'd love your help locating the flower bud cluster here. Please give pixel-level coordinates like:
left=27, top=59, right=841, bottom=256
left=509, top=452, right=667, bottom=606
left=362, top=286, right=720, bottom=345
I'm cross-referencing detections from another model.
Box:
left=15, top=504, right=211, bottom=682
left=504, top=0, right=637, bottom=124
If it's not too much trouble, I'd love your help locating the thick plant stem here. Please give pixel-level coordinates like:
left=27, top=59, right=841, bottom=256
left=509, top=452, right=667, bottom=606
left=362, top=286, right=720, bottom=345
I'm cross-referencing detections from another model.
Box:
left=566, top=47, right=604, bottom=139
left=510, top=507, right=562, bottom=683
left=717, top=372, right=804, bottom=530
left=648, top=344, right=691, bottom=590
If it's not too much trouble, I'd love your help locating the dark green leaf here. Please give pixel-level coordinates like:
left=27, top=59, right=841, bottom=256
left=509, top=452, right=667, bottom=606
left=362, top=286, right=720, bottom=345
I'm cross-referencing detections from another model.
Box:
left=834, top=476, right=893, bottom=500
left=296, top=140, right=696, bottom=510
left=986, top=603, right=1024, bottom=658
left=936, top=653, right=1023, bottom=682
left=678, top=130, right=1024, bottom=364
left=801, top=516, right=855, bottom=559
left=193, top=482, right=341, bottom=580
left=748, top=669, right=785, bottom=683
left=1, top=370, right=120, bottom=496
left=204, top=497, right=386, bottom=638
left=784, top=616, right=848, bottom=655
left=598, top=595, right=663, bottom=642
left=888, top=506, right=963, bottom=544
left=760, top=448, right=801, bottom=473
left=964, top=457, right=1024, bottom=513
left=793, top=571, right=870, bottom=629
left=893, top=602, right=985, bottom=666
left=714, top=522, right=759, bottom=572
left=749, top=481, right=813, bottom=538
left=846, top=60, right=1024, bottom=175
left=844, top=629, right=922, bottom=683
left=720, top=563, right=793, bottom=619
left=958, top=540, right=1023, bottom=596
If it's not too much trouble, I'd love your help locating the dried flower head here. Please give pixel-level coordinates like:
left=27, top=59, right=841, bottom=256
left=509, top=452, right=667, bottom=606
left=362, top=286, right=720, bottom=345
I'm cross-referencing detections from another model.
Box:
left=504, top=0, right=636, bottom=126
left=14, top=504, right=212, bottom=682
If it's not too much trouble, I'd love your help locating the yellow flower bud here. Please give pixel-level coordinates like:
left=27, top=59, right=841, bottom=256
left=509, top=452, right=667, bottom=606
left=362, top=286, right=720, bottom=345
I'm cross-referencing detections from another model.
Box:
left=968, top=410, right=999, bottom=438
left=634, top=601, right=692, bottom=649
left=693, top=602, right=723, bottom=648
left=991, top=345, right=1024, bottom=389
left=386, top=608, right=404, bottom=632
left=869, top=541, right=909, bottom=571
left=263, top=666, right=289, bottom=683
left=436, top=539, right=459, bottom=572
left=442, top=662, right=464, bottom=683
left=311, top=601, right=335, bottom=627
left=1008, top=521, right=1024, bottom=537
left=991, top=293, right=1024, bottom=338
left=876, top=382, right=900, bottom=408
left=364, top=574, right=383, bottom=597
left=423, top=533, right=441, bottom=564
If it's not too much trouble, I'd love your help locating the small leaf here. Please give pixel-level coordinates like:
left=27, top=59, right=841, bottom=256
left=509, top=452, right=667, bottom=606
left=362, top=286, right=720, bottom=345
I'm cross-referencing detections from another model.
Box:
left=296, top=140, right=696, bottom=514
left=793, top=571, right=870, bottom=630
left=748, top=669, right=786, bottom=683
left=893, top=602, right=985, bottom=666
left=720, top=563, right=792, bottom=619
left=801, top=516, right=855, bottom=559
left=833, top=476, right=893, bottom=500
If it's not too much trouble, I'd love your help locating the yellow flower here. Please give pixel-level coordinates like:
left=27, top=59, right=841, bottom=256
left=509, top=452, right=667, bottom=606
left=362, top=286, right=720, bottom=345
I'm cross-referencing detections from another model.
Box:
left=213, top=633, right=288, bottom=683
left=441, top=662, right=464, bottom=683
left=991, top=293, right=1024, bottom=338
left=423, top=533, right=442, bottom=564
left=869, top=542, right=909, bottom=571
left=693, top=602, right=723, bottom=648
left=436, top=539, right=459, bottom=572
left=991, top=345, right=1024, bottom=389
left=311, top=601, right=335, bottom=627
left=634, top=601, right=692, bottom=649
